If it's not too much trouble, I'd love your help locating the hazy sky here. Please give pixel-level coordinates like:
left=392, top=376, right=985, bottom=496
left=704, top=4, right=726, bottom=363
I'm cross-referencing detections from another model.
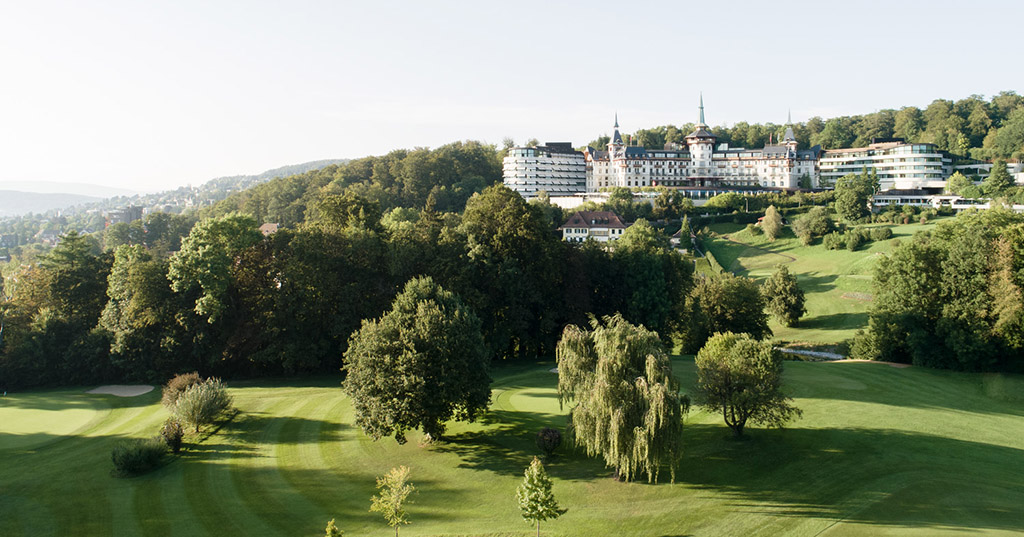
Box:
left=2, top=0, right=1021, bottom=192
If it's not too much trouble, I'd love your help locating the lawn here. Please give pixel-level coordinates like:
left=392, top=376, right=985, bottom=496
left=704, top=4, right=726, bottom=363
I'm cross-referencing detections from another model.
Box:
left=702, top=218, right=947, bottom=345
left=3, top=359, right=1024, bottom=536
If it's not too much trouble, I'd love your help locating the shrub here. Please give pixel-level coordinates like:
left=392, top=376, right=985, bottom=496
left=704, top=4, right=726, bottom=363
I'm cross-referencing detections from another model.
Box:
left=823, top=231, right=844, bottom=250
left=797, top=230, right=814, bottom=245
left=845, top=231, right=863, bottom=251
left=162, top=372, right=201, bottom=409
left=112, top=438, right=167, bottom=476
left=536, top=427, right=562, bottom=458
left=870, top=227, right=893, bottom=241
left=745, top=223, right=762, bottom=235
left=160, top=418, right=184, bottom=453
left=174, top=378, right=233, bottom=433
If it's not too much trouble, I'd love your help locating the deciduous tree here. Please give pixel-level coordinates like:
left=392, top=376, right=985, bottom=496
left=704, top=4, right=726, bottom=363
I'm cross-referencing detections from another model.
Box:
left=681, top=273, right=771, bottom=353
left=695, top=332, right=801, bottom=437
left=173, top=377, right=232, bottom=433
left=516, top=457, right=565, bottom=537
left=342, top=277, right=490, bottom=444
left=556, top=314, right=687, bottom=483
left=370, top=466, right=415, bottom=537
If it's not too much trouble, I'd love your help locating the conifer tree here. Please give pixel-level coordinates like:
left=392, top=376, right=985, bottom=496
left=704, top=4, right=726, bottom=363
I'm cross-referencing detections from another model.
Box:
left=761, top=264, right=806, bottom=327
left=983, top=159, right=1013, bottom=196
left=516, top=457, right=565, bottom=537
left=762, top=205, right=783, bottom=241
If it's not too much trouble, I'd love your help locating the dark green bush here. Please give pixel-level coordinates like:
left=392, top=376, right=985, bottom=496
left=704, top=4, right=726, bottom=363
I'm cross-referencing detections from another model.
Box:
left=870, top=227, right=893, bottom=241
left=112, top=438, right=167, bottom=476
left=845, top=232, right=863, bottom=251
left=536, top=427, right=562, bottom=457
left=745, top=223, right=762, bottom=235
left=823, top=231, right=844, bottom=250
left=160, top=418, right=184, bottom=453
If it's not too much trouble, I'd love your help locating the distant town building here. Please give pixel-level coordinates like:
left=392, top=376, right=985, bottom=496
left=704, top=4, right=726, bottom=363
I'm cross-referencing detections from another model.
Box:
left=259, top=223, right=280, bottom=236
left=105, top=205, right=143, bottom=227
left=557, top=210, right=629, bottom=242
left=502, top=142, right=587, bottom=198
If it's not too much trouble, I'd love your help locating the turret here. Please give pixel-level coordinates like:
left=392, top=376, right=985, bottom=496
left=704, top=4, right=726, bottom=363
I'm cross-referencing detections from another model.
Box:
left=608, top=113, right=625, bottom=159
left=686, top=93, right=717, bottom=176
left=783, top=109, right=798, bottom=152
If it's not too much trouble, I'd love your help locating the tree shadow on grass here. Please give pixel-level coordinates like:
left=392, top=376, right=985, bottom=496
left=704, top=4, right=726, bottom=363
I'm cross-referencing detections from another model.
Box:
left=798, top=312, right=868, bottom=331
left=433, top=406, right=613, bottom=482
left=217, top=411, right=347, bottom=446
left=795, top=273, right=839, bottom=294
left=679, top=423, right=1024, bottom=532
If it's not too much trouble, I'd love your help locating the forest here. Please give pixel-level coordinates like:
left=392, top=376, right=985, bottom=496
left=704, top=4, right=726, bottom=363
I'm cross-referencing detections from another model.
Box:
left=0, top=140, right=699, bottom=389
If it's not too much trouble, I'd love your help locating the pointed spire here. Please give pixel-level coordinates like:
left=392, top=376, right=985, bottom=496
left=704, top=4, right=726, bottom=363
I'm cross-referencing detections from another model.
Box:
left=611, top=112, right=623, bottom=145
left=783, top=109, right=796, bottom=143
left=698, top=92, right=706, bottom=126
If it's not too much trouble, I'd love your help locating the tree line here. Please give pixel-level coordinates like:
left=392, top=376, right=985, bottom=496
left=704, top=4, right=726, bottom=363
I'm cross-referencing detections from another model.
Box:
left=0, top=180, right=704, bottom=390
left=852, top=209, right=1024, bottom=371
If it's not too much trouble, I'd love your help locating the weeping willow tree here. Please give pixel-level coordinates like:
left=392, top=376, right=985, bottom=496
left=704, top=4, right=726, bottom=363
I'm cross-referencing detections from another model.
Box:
left=556, top=313, right=688, bottom=483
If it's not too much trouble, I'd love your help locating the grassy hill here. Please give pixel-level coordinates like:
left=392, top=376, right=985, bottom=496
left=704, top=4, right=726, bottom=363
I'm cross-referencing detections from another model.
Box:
left=702, top=218, right=948, bottom=346
left=3, top=358, right=1024, bottom=536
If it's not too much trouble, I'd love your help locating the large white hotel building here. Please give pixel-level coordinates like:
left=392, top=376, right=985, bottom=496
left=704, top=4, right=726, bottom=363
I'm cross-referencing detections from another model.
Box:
left=503, top=97, right=988, bottom=198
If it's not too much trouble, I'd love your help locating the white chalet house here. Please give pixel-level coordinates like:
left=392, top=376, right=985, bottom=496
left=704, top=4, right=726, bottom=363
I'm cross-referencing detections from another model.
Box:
left=558, top=211, right=629, bottom=242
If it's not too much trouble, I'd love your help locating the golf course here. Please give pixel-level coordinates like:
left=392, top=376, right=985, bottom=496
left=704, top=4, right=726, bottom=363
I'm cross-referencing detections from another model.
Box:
left=701, top=218, right=945, bottom=345
left=3, top=357, right=1024, bottom=536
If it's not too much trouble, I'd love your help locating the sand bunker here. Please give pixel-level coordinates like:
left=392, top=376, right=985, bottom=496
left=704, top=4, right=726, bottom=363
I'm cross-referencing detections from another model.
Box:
left=86, top=385, right=155, bottom=397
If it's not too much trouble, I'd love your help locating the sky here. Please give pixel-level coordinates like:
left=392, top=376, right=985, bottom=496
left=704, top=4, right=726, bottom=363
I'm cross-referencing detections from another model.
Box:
left=1, top=0, right=1022, bottom=193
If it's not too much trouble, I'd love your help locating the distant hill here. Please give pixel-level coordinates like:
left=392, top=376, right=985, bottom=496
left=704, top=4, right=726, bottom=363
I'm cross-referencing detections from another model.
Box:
left=0, top=190, right=101, bottom=217
left=202, top=160, right=349, bottom=192
left=0, top=181, right=137, bottom=198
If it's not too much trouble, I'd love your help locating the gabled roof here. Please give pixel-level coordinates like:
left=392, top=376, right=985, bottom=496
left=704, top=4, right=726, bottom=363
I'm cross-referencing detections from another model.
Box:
left=624, top=146, right=648, bottom=158
left=558, top=211, right=628, bottom=230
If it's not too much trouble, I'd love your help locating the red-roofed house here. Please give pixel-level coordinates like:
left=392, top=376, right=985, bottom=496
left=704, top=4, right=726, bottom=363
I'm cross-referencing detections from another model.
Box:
left=557, top=211, right=629, bottom=243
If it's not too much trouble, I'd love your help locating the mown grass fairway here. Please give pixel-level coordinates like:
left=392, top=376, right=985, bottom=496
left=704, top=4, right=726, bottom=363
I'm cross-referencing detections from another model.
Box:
left=703, top=218, right=947, bottom=344
left=3, top=359, right=1024, bottom=536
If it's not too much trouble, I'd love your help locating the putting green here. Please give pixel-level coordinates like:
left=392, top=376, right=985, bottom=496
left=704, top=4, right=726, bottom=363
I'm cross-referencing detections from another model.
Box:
left=0, top=391, right=109, bottom=451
